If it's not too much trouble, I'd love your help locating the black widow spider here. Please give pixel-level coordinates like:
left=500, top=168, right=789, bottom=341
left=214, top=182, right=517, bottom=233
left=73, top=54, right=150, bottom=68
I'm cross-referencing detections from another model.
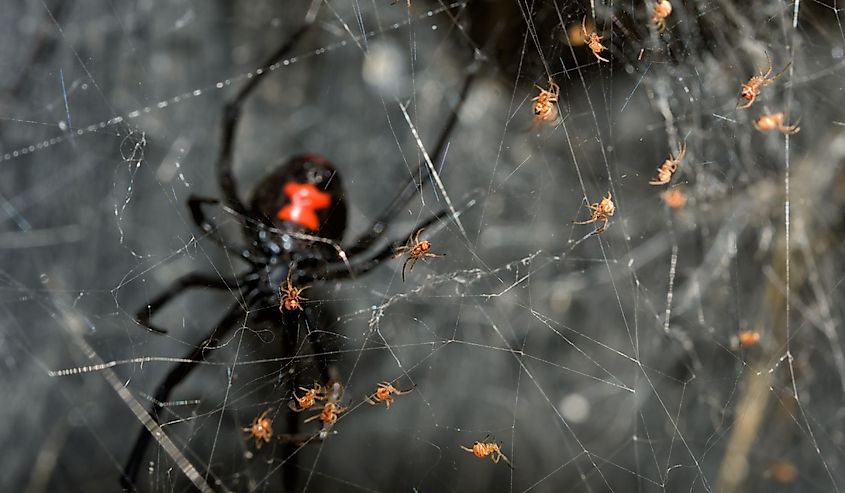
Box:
left=121, top=11, right=477, bottom=492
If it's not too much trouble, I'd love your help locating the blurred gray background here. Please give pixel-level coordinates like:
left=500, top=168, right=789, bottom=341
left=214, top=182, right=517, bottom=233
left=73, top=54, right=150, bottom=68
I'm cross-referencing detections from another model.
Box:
left=2, top=0, right=844, bottom=492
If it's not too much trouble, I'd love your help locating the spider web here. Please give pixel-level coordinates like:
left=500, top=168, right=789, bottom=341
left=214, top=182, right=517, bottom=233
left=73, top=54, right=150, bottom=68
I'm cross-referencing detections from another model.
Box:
left=2, top=0, right=845, bottom=492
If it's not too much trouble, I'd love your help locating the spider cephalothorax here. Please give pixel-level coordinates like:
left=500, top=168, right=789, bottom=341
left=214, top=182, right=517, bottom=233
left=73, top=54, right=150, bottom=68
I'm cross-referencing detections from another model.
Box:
left=246, top=155, right=349, bottom=301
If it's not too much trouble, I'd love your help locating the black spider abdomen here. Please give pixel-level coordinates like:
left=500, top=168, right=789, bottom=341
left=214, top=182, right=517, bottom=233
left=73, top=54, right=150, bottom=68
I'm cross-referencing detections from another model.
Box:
left=249, top=154, right=347, bottom=241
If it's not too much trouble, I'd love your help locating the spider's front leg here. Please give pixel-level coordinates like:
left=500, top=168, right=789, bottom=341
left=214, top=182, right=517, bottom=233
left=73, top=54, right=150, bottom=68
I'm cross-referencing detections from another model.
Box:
left=215, top=22, right=315, bottom=217
left=737, top=96, right=755, bottom=110
left=598, top=217, right=609, bottom=233
left=322, top=206, right=452, bottom=280
left=343, top=69, right=478, bottom=258
left=188, top=195, right=260, bottom=263
left=135, top=272, right=255, bottom=334
left=400, top=257, right=416, bottom=282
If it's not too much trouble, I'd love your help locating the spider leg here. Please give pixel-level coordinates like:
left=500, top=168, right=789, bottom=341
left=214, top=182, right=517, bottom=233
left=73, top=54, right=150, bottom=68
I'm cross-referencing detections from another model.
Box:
left=288, top=401, right=308, bottom=412
left=122, top=294, right=259, bottom=488
left=761, top=52, right=773, bottom=78
left=126, top=13, right=322, bottom=491
left=321, top=204, right=456, bottom=280
left=188, top=196, right=259, bottom=263
left=135, top=272, right=257, bottom=334
left=216, top=20, right=316, bottom=216
left=401, top=257, right=414, bottom=282
left=737, top=94, right=754, bottom=109
left=771, top=61, right=791, bottom=82
left=279, top=308, right=306, bottom=491
left=343, top=69, right=478, bottom=258
left=499, top=451, right=515, bottom=469
left=393, top=385, right=416, bottom=395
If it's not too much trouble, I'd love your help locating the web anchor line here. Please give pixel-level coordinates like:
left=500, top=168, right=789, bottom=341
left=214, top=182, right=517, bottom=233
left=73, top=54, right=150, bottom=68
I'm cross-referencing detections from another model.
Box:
left=0, top=1, right=467, bottom=165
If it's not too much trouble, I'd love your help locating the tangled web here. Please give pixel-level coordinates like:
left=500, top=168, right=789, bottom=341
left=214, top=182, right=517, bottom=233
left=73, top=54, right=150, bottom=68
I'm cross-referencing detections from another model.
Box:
left=2, top=0, right=845, bottom=492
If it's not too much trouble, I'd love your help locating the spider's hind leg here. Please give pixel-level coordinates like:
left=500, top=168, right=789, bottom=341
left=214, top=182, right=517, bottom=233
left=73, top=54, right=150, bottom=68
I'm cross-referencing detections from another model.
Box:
left=122, top=295, right=258, bottom=488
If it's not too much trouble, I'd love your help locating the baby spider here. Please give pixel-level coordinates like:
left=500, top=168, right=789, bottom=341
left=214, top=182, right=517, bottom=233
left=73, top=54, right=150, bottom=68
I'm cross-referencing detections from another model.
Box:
left=649, top=142, right=686, bottom=186
left=734, top=330, right=761, bottom=349
left=651, top=0, right=673, bottom=32
left=304, top=400, right=349, bottom=429
left=288, top=382, right=327, bottom=412
left=366, top=381, right=415, bottom=409
left=243, top=408, right=274, bottom=449
left=393, top=228, right=444, bottom=282
left=532, top=80, right=560, bottom=125
left=753, top=110, right=800, bottom=135
left=661, top=188, right=687, bottom=210
left=767, top=460, right=799, bottom=484
left=573, top=191, right=615, bottom=233
left=279, top=268, right=310, bottom=312
left=461, top=438, right=513, bottom=468
left=738, top=55, right=790, bottom=109
left=582, top=17, right=609, bottom=63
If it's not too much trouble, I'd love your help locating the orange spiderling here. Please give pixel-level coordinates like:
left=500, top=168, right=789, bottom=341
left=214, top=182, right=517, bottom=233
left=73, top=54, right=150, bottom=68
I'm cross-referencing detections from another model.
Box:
left=651, top=0, right=673, bottom=32
left=661, top=188, right=687, bottom=209
left=366, top=381, right=414, bottom=409
left=738, top=55, right=790, bottom=109
left=753, top=110, right=800, bottom=135
left=531, top=80, right=560, bottom=125
left=582, top=17, right=609, bottom=63
left=461, top=439, right=513, bottom=468
left=767, top=461, right=798, bottom=484
left=243, top=409, right=274, bottom=449
left=737, top=330, right=761, bottom=349
left=394, top=228, right=444, bottom=282
left=572, top=191, right=615, bottom=233
left=288, top=383, right=327, bottom=412
left=304, top=400, right=348, bottom=428
left=279, top=269, right=310, bottom=312
left=649, top=142, right=686, bottom=186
